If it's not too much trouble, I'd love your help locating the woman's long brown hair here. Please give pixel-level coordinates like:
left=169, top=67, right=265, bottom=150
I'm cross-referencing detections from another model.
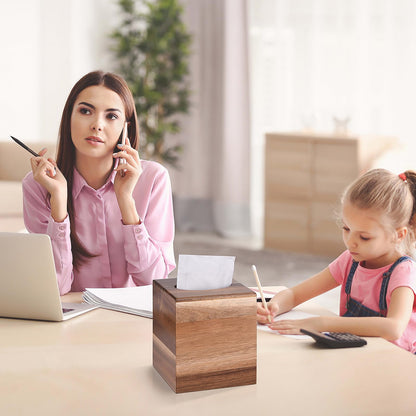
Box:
left=56, top=70, right=139, bottom=270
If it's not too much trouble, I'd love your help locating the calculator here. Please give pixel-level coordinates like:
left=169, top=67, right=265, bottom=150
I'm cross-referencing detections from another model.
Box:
left=300, top=328, right=367, bottom=348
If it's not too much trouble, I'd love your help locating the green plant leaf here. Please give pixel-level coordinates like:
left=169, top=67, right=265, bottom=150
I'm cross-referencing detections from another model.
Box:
left=111, top=0, right=192, bottom=168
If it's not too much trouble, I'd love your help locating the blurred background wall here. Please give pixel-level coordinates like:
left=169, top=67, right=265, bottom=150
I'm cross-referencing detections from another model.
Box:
left=1, top=0, right=416, bottom=250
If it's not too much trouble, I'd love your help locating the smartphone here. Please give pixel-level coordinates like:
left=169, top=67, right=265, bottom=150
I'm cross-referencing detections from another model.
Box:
left=115, top=122, right=128, bottom=176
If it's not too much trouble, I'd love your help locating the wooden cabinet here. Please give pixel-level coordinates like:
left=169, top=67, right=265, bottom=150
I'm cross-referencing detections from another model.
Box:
left=264, top=132, right=396, bottom=256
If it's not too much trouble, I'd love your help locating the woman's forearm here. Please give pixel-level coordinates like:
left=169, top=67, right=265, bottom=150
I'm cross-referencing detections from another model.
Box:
left=117, top=195, right=141, bottom=225
left=50, top=190, right=68, bottom=223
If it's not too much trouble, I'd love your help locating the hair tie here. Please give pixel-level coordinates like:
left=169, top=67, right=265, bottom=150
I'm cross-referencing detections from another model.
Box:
left=399, top=173, right=407, bottom=183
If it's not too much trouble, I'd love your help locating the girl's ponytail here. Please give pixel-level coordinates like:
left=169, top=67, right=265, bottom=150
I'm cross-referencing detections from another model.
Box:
left=403, top=170, right=416, bottom=254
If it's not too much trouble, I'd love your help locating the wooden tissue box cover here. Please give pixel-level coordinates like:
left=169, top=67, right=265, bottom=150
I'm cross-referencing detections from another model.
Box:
left=153, top=278, right=257, bottom=393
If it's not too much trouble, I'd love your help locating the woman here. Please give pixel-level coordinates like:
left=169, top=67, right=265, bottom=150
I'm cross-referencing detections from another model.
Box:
left=23, top=70, right=175, bottom=294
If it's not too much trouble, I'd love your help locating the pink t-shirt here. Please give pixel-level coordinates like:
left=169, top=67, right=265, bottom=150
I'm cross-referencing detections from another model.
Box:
left=329, top=250, right=416, bottom=353
left=23, top=160, right=176, bottom=295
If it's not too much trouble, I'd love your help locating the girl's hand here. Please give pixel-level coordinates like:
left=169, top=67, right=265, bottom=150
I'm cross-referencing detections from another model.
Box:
left=257, top=301, right=279, bottom=324
left=30, top=149, right=67, bottom=197
left=113, top=138, right=142, bottom=197
left=268, top=316, right=322, bottom=335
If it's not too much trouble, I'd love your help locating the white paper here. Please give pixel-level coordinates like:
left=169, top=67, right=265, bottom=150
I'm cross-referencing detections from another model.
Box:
left=82, top=285, right=153, bottom=317
left=257, top=310, right=318, bottom=339
left=176, top=254, right=235, bottom=290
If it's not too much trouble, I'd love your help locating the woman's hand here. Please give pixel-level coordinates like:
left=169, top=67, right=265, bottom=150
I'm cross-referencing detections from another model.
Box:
left=113, top=138, right=143, bottom=225
left=113, top=138, right=142, bottom=198
left=30, top=148, right=68, bottom=222
left=30, top=149, right=66, bottom=194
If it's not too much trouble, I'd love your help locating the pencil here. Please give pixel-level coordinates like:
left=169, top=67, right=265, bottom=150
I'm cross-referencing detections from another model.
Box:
left=251, top=264, right=271, bottom=323
left=10, top=136, right=40, bottom=157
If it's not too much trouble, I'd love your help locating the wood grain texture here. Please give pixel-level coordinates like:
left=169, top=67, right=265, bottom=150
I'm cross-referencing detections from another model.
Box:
left=153, top=279, right=177, bottom=354
left=154, top=278, right=255, bottom=302
left=153, top=335, right=177, bottom=391
left=152, top=278, right=257, bottom=393
left=264, top=132, right=396, bottom=256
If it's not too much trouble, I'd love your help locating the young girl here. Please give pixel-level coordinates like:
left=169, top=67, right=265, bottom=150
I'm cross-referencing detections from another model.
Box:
left=257, top=168, right=416, bottom=353
left=23, top=70, right=175, bottom=295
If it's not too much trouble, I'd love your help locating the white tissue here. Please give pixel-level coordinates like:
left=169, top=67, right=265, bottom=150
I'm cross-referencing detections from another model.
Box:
left=176, top=255, right=235, bottom=290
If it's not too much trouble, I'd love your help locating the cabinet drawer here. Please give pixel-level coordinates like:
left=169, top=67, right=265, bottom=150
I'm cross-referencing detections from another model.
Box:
left=310, top=201, right=345, bottom=255
left=264, top=200, right=309, bottom=251
left=265, top=137, right=312, bottom=198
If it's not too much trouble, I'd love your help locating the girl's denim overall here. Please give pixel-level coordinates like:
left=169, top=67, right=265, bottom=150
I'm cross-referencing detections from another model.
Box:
left=343, top=256, right=411, bottom=317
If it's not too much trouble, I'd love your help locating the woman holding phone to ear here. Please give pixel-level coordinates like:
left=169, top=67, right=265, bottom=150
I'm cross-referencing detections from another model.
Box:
left=22, top=70, right=176, bottom=294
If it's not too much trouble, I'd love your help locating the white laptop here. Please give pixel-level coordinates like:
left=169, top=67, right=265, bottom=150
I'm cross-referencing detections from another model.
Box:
left=0, top=232, right=97, bottom=321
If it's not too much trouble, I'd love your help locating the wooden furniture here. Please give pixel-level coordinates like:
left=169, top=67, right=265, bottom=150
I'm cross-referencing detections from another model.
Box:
left=0, top=290, right=415, bottom=416
left=153, top=278, right=257, bottom=393
left=264, top=132, right=397, bottom=256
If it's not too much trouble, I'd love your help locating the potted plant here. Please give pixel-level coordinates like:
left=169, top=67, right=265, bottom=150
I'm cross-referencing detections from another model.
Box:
left=111, top=0, right=192, bottom=168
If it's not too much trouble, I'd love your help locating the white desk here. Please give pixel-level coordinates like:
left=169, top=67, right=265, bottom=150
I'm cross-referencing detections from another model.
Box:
left=0, top=290, right=415, bottom=415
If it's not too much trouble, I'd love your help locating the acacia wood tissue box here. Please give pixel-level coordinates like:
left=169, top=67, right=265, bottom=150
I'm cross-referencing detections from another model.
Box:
left=153, top=278, right=257, bottom=393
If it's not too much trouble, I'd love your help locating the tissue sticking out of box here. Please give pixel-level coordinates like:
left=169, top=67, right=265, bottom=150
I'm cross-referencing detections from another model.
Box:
left=176, top=254, right=235, bottom=290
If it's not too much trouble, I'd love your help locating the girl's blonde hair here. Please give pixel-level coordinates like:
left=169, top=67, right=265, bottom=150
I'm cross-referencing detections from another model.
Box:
left=342, top=168, right=416, bottom=257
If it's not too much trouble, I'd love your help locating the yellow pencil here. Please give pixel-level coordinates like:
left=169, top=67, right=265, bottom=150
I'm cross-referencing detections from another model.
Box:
left=251, top=265, right=271, bottom=323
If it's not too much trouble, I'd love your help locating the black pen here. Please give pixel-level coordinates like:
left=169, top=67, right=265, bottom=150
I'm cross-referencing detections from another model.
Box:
left=11, top=135, right=56, bottom=177
left=10, top=136, right=40, bottom=157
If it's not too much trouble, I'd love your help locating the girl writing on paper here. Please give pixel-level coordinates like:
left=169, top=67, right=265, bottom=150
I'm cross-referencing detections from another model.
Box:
left=23, top=71, right=175, bottom=294
left=257, top=169, right=416, bottom=353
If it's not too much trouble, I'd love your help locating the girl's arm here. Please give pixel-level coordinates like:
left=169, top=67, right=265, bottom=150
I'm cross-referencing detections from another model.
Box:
left=270, top=286, right=414, bottom=341
left=257, top=267, right=339, bottom=324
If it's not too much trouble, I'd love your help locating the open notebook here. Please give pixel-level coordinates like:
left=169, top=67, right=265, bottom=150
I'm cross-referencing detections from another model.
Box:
left=0, top=232, right=97, bottom=321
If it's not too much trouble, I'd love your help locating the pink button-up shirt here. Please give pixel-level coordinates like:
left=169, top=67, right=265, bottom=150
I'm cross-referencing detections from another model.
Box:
left=23, top=160, right=175, bottom=294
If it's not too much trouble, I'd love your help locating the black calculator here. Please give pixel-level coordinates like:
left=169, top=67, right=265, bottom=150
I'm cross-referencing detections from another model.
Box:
left=300, top=328, right=367, bottom=348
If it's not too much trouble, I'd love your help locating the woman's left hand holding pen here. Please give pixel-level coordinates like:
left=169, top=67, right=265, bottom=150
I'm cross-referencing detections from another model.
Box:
left=30, top=149, right=68, bottom=222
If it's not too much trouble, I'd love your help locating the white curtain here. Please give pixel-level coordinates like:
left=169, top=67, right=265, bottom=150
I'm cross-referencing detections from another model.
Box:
left=171, top=0, right=251, bottom=238
left=248, top=0, right=416, bottom=239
